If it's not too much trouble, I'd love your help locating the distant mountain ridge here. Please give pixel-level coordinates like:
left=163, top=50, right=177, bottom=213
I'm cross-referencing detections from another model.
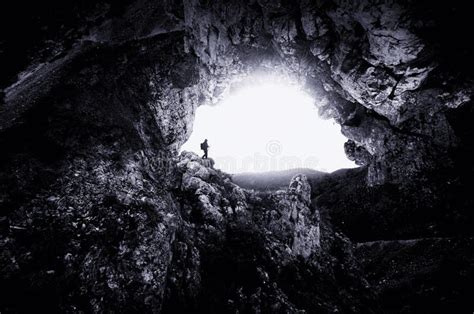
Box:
left=231, top=168, right=327, bottom=191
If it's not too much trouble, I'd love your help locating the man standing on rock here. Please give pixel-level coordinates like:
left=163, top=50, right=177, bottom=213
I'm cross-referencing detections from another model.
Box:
left=200, top=139, right=209, bottom=159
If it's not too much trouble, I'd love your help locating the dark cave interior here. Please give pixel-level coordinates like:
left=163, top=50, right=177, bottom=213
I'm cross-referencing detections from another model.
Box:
left=1, top=0, right=474, bottom=313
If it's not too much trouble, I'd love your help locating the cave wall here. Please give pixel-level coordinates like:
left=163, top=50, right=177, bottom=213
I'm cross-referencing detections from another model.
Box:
left=0, top=29, right=205, bottom=311
left=1, top=0, right=473, bottom=312
left=181, top=0, right=473, bottom=186
left=2, top=0, right=473, bottom=186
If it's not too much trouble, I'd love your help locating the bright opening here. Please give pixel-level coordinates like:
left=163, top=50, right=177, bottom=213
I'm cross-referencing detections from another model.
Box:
left=181, top=75, right=357, bottom=173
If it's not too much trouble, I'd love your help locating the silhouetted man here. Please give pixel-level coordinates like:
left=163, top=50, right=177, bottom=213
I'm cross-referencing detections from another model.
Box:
left=200, top=139, right=209, bottom=159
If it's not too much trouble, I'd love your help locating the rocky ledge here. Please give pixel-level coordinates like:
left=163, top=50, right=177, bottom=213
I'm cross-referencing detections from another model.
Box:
left=1, top=151, right=375, bottom=312
left=166, top=152, right=374, bottom=312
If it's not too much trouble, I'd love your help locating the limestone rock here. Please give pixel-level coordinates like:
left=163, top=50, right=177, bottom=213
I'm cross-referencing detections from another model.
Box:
left=288, top=174, right=312, bottom=206
left=344, top=140, right=372, bottom=166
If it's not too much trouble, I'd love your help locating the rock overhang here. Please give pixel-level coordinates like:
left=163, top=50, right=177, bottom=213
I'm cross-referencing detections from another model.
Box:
left=1, top=0, right=473, bottom=186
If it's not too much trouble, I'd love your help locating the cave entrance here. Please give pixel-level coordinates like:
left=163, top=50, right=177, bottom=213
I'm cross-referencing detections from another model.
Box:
left=181, top=74, right=356, bottom=174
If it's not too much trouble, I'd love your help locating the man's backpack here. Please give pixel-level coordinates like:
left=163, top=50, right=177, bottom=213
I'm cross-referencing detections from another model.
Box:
left=200, top=142, right=205, bottom=150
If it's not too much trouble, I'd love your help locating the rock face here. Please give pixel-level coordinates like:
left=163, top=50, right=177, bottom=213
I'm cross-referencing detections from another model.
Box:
left=177, top=152, right=320, bottom=260
left=1, top=0, right=473, bottom=312
left=355, top=238, right=474, bottom=313
left=167, top=153, right=377, bottom=313
left=2, top=0, right=473, bottom=188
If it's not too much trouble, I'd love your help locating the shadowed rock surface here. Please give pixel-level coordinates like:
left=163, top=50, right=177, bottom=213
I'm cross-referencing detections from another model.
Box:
left=355, top=238, right=474, bottom=313
left=1, top=0, right=473, bottom=312
left=165, top=152, right=374, bottom=313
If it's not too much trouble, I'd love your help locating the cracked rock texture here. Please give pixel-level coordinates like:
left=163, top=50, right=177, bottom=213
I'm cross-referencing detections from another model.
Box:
left=166, top=152, right=374, bottom=313
left=1, top=0, right=474, bottom=312
left=2, top=0, right=473, bottom=185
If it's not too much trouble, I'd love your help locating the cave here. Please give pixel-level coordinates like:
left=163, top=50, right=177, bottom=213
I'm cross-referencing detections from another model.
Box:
left=181, top=73, right=355, bottom=173
left=1, top=0, right=473, bottom=313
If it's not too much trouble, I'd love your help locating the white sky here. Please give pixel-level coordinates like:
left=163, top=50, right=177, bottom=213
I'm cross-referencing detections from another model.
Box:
left=181, top=76, right=357, bottom=173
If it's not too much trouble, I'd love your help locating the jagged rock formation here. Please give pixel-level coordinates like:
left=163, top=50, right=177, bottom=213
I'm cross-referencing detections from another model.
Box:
left=177, top=151, right=320, bottom=260
left=2, top=0, right=473, bottom=187
left=1, top=0, right=473, bottom=312
left=166, top=152, right=375, bottom=312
